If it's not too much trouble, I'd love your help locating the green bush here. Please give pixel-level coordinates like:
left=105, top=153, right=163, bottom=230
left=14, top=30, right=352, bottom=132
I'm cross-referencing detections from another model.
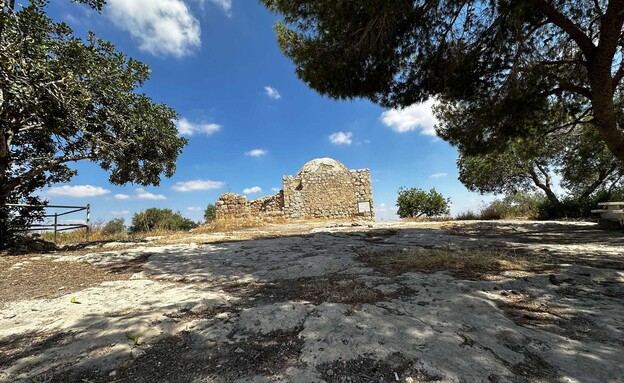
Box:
left=102, top=218, right=126, bottom=235
left=477, top=192, right=546, bottom=220
left=130, top=208, right=198, bottom=233
left=204, top=203, right=217, bottom=223
left=455, top=210, right=480, bottom=220
left=537, top=189, right=624, bottom=219
left=396, top=187, right=450, bottom=218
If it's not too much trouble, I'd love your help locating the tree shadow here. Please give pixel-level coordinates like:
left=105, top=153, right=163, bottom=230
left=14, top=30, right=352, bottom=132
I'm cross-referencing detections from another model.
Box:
left=1, top=221, right=623, bottom=382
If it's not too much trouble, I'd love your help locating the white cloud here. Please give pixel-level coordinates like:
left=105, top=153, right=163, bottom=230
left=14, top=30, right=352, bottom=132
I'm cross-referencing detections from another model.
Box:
left=264, top=86, right=281, bottom=100
left=245, top=149, right=268, bottom=157
left=271, top=187, right=280, bottom=192
left=187, top=206, right=203, bottom=211
left=373, top=202, right=399, bottom=222
left=430, top=172, right=448, bottom=178
left=243, top=186, right=262, bottom=194
left=380, top=98, right=438, bottom=135
left=196, top=0, right=232, bottom=15
left=329, top=131, right=353, bottom=145
left=172, top=180, right=225, bottom=192
left=48, top=185, right=110, bottom=198
left=111, top=210, right=129, bottom=216
left=106, top=0, right=201, bottom=57
left=114, top=193, right=131, bottom=200
left=136, top=188, right=167, bottom=200
left=60, top=219, right=86, bottom=225
left=176, top=118, right=221, bottom=136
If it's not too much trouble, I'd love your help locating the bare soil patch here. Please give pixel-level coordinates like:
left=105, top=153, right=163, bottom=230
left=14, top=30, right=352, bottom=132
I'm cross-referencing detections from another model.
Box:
left=0, top=255, right=140, bottom=303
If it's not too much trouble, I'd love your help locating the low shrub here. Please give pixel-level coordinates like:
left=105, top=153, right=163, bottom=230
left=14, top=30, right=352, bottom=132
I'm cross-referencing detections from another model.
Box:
left=478, top=192, right=546, bottom=220
left=204, top=203, right=217, bottom=223
left=130, top=208, right=198, bottom=233
left=455, top=210, right=480, bottom=220
left=102, top=218, right=126, bottom=235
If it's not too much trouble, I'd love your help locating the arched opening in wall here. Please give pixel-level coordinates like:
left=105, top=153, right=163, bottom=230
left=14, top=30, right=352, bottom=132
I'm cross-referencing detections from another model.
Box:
left=295, top=181, right=303, bottom=191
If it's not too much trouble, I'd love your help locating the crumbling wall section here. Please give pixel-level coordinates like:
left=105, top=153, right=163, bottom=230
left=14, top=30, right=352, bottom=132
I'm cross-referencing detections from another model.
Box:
left=249, top=191, right=285, bottom=218
left=215, top=193, right=250, bottom=220
left=282, top=176, right=304, bottom=219
left=216, top=191, right=285, bottom=220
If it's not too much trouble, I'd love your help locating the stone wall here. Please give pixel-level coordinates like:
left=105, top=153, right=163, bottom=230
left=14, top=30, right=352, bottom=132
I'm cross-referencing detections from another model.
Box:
left=215, top=193, right=251, bottom=220
left=249, top=191, right=285, bottom=219
left=215, top=158, right=374, bottom=221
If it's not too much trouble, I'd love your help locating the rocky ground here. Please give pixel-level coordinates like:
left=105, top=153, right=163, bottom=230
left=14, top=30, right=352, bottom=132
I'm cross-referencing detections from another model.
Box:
left=1, top=220, right=623, bottom=383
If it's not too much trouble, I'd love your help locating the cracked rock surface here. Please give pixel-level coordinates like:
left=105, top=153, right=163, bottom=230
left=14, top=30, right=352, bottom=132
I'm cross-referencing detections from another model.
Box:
left=1, top=220, right=623, bottom=382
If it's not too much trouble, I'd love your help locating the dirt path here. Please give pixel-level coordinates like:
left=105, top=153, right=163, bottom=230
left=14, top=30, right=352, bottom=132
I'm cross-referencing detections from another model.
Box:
left=1, top=220, right=623, bottom=382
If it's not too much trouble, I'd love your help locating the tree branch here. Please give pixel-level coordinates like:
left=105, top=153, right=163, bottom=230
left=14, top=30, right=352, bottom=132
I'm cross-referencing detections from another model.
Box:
left=533, top=0, right=595, bottom=57
left=528, top=166, right=560, bottom=204
left=2, top=154, right=94, bottom=193
left=580, top=164, right=617, bottom=199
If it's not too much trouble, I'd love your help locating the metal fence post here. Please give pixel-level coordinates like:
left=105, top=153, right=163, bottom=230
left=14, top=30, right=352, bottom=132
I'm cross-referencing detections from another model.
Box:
left=86, top=204, right=91, bottom=242
left=53, top=213, right=58, bottom=243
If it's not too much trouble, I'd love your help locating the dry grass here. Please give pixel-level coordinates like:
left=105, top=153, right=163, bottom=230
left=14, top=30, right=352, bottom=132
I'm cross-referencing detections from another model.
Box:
left=358, top=248, right=545, bottom=279
left=192, top=218, right=266, bottom=234
left=40, top=228, right=130, bottom=245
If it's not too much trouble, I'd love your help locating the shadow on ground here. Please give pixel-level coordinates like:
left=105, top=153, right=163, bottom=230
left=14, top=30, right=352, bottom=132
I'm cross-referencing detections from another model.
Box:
left=1, top=221, right=623, bottom=382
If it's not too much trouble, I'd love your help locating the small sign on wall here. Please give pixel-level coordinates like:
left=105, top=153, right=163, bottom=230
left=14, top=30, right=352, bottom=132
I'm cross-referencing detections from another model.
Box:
left=357, top=200, right=371, bottom=213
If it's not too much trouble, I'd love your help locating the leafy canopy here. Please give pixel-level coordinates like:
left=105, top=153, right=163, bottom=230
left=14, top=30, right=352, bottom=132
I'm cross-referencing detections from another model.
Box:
left=102, top=218, right=126, bottom=236
left=0, top=1, right=186, bottom=247
left=262, top=0, right=624, bottom=162
left=396, top=187, right=450, bottom=219
left=447, top=117, right=624, bottom=204
left=130, top=208, right=198, bottom=233
left=204, top=203, right=217, bottom=223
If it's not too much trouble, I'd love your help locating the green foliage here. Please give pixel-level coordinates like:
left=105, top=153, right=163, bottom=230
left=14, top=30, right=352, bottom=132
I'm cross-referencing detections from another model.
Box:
left=102, top=218, right=126, bottom=236
left=126, top=333, right=141, bottom=345
left=449, top=104, right=623, bottom=204
left=455, top=210, right=480, bottom=221
left=537, top=189, right=624, bottom=219
left=262, top=0, right=624, bottom=190
left=479, top=193, right=545, bottom=220
left=204, top=203, right=217, bottom=223
left=0, top=1, right=186, bottom=248
left=396, top=187, right=450, bottom=219
left=130, top=208, right=198, bottom=233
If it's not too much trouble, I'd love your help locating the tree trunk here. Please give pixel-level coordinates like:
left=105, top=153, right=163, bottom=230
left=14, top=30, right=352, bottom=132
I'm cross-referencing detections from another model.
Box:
left=588, top=62, right=624, bottom=161
left=0, top=129, right=9, bottom=205
left=586, top=1, right=624, bottom=162
left=528, top=167, right=560, bottom=205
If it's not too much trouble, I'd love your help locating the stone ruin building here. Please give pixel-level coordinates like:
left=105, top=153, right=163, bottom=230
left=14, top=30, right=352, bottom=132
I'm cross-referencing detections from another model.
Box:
left=215, top=158, right=374, bottom=221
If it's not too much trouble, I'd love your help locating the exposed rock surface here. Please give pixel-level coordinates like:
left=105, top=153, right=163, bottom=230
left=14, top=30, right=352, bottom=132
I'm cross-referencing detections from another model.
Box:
left=1, top=220, right=623, bottom=382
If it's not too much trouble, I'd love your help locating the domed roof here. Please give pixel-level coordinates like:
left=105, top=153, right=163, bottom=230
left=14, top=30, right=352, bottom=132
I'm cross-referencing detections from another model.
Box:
left=297, top=158, right=349, bottom=176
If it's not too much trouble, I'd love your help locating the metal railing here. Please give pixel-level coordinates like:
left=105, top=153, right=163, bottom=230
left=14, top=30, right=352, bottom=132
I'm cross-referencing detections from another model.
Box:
left=3, top=203, right=91, bottom=243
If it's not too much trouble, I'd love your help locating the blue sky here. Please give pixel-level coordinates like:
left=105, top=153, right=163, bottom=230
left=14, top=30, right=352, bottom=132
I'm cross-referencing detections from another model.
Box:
left=43, top=0, right=495, bottom=223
